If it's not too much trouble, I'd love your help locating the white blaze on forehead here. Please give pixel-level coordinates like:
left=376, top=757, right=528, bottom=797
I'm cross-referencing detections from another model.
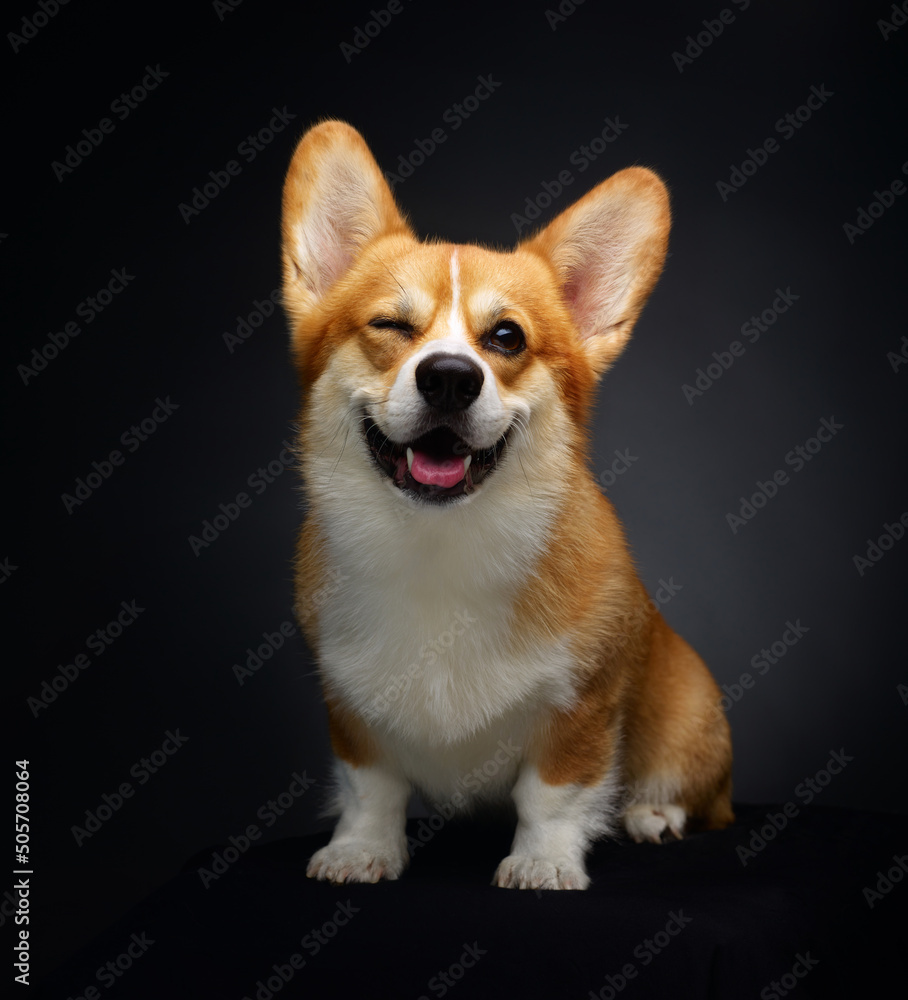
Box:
left=447, top=248, right=469, bottom=343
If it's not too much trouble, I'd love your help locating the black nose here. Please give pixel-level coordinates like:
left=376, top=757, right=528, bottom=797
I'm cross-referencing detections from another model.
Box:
left=415, top=353, right=484, bottom=411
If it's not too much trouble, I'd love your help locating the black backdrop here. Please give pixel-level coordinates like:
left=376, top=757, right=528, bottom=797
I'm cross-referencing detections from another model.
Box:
left=5, top=0, right=908, bottom=985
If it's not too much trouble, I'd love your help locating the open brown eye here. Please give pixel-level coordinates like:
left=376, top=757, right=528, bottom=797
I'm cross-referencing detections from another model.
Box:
left=486, top=322, right=525, bottom=354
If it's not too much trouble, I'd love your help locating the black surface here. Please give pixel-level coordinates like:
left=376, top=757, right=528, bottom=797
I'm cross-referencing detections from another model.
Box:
left=36, top=805, right=907, bottom=998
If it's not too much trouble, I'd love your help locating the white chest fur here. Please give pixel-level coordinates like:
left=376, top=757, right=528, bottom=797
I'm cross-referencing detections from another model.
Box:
left=309, top=467, right=578, bottom=755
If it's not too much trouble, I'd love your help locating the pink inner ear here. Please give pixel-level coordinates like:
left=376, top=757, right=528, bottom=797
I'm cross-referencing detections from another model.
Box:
left=564, top=274, right=581, bottom=309
left=318, top=241, right=351, bottom=295
left=301, top=215, right=353, bottom=297
left=563, top=263, right=613, bottom=342
left=563, top=273, right=586, bottom=323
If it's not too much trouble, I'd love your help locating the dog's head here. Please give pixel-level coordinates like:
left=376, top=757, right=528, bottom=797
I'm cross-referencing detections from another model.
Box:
left=281, top=120, right=669, bottom=507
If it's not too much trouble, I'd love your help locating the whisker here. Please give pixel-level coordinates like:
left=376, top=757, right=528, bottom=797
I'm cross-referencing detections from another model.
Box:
left=501, top=413, right=532, bottom=491
left=515, top=450, right=533, bottom=493
left=314, top=417, right=349, bottom=462
left=328, top=426, right=351, bottom=482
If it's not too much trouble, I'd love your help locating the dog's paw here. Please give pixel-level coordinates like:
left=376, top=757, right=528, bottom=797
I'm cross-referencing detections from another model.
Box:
left=623, top=804, right=686, bottom=844
left=493, top=854, right=590, bottom=891
left=307, top=841, right=407, bottom=884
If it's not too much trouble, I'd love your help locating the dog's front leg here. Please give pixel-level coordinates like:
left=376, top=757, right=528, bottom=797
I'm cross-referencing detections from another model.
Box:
left=307, top=761, right=411, bottom=884
left=494, top=764, right=619, bottom=890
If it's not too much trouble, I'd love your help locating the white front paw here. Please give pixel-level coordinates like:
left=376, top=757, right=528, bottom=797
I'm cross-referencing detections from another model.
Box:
left=307, top=840, right=407, bottom=884
left=493, top=854, right=590, bottom=890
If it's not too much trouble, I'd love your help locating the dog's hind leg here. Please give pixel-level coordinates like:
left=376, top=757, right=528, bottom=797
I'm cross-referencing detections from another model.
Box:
left=621, top=615, right=734, bottom=843
left=623, top=786, right=687, bottom=844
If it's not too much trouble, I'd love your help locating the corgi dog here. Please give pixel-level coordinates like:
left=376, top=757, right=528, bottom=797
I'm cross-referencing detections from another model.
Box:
left=281, top=120, right=733, bottom=890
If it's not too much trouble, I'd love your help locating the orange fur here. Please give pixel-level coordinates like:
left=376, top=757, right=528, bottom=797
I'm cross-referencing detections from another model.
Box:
left=325, top=696, right=379, bottom=768
left=281, top=120, right=733, bottom=888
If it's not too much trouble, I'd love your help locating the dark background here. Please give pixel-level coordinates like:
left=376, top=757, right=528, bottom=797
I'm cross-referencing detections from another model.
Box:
left=5, top=0, right=907, bottom=984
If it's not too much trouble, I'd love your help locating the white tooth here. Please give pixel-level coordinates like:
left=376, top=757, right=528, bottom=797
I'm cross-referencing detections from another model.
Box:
left=463, top=454, right=472, bottom=472
left=406, top=447, right=414, bottom=472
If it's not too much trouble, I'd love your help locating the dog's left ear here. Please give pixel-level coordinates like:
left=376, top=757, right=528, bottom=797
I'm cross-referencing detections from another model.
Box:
left=524, top=167, right=670, bottom=375
left=281, top=120, right=413, bottom=327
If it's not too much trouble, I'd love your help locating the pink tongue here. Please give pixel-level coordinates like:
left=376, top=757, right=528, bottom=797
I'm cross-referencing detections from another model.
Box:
left=410, top=450, right=466, bottom=488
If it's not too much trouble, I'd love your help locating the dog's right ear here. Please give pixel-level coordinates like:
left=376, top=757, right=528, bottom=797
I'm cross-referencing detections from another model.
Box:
left=523, top=167, right=670, bottom=378
left=281, top=120, right=412, bottom=327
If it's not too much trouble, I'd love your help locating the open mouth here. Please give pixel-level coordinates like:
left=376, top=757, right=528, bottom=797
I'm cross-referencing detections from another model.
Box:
left=363, top=416, right=508, bottom=501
